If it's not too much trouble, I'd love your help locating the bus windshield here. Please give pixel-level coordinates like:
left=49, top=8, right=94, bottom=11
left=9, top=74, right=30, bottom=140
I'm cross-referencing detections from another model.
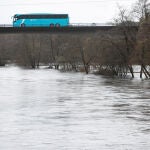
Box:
left=13, top=17, right=18, bottom=22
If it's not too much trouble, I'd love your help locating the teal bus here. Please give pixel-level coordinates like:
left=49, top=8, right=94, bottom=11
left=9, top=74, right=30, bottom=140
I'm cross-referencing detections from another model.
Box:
left=13, top=13, right=69, bottom=27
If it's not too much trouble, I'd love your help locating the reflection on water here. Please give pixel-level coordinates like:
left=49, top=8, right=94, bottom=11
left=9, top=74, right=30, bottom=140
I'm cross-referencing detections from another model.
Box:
left=0, top=66, right=150, bottom=150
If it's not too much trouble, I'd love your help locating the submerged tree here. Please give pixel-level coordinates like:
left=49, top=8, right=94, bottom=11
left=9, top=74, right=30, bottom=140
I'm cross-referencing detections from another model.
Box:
left=131, top=0, right=150, bottom=78
left=0, top=34, right=7, bottom=66
left=136, top=15, right=150, bottom=78
left=110, top=7, right=138, bottom=77
left=18, top=34, right=42, bottom=68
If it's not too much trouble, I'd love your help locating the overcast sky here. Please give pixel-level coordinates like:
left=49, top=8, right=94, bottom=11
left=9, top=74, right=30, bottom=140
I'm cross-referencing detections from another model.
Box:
left=0, top=0, right=138, bottom=24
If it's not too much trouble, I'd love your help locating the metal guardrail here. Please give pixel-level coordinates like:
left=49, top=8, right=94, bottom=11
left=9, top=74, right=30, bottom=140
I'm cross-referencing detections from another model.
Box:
left=0, top=23, right=113, bottom=27
left=70, top=23, right=113, bottom=26
left=0, top=24, right=12, bottom=27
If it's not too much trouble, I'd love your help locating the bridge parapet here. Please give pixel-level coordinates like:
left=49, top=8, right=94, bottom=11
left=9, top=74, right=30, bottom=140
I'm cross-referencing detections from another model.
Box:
left=0, top=26, right=115, bottom=33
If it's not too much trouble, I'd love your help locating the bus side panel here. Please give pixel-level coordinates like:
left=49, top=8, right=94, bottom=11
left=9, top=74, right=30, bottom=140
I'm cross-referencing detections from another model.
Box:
left=13, top=18, right=69, bottom=27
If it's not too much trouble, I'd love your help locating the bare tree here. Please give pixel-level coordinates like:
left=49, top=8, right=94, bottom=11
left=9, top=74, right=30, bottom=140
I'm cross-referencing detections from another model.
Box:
left=0, top=35, right=6, bottom=66
left=112, top=7, right=138, bottom=77
left=18, top=34, right=42, bottom=68
left=132, top=0, right=150, bottom=21
left=136, top=15, right=150, bottom=78
left=130, top=0, right=150, bottom=78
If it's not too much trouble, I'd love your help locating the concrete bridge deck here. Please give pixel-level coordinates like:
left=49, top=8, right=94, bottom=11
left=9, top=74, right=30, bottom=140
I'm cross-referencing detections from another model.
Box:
left=0, top=26, right=115, bottom=33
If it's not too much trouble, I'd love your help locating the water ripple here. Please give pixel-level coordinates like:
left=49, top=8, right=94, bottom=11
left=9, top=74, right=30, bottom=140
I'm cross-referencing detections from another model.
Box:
left=0, top=66, right=150, bottom=150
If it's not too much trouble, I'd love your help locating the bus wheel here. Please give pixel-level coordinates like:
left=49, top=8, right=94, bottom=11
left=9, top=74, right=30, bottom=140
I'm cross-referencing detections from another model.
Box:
left=55, top=23, right=60, bottom=27
left=21, top=23, right=25, bottom=27
left=50, top=24, right=54, bottom=27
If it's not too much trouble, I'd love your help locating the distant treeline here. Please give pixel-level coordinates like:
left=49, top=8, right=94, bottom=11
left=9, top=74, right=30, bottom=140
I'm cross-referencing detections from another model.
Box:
left=0, top=0, right=149, bottom=78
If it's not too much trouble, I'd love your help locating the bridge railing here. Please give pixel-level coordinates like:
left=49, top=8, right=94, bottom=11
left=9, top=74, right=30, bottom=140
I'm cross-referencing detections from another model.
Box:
left=0, top=23, right=114, bottom=27
left=70, top=23, right=113, bottom=26
left=0, top=24, right=12, bottom=27
left=0, top=23, right=113, bottom=27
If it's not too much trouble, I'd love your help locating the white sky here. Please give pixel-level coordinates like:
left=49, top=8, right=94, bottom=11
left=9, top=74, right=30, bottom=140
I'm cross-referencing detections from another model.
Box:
left=0, top=0, right=138, bottom=24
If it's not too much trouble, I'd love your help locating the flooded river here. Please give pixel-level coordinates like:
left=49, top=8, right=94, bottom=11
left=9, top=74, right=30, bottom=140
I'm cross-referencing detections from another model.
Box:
left=0, top=66, right=150, bottom=150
